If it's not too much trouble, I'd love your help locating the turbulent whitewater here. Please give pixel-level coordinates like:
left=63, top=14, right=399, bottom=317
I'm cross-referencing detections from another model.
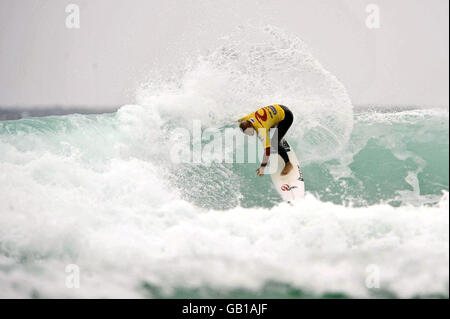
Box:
left=0, top=26, right=448, bottom=298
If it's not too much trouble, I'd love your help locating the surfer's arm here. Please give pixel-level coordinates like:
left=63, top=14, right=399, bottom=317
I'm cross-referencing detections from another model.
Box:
left=257, top=128, right=271, bottom=167
left=257, top=148, right=269, bottom=177
left=258, top=127, right=270, bottom=167
left=260, top=147, right=270, bottom=167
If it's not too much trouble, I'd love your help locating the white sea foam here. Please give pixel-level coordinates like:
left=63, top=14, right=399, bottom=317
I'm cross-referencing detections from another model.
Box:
left=0, top=26, right=447, bottom=298
left=0, top=188, right=448, bottom=298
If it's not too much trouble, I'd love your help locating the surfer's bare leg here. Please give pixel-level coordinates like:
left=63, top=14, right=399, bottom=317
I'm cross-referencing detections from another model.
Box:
left=281, top=161, right=293, bottom=175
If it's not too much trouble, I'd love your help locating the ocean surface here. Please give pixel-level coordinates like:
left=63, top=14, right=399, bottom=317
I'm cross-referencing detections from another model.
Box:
left=0, top=26, right=448, bottom=298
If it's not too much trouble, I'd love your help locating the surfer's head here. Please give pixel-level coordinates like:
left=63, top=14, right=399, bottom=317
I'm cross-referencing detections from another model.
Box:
left=239, top=120, right=255, bottom=136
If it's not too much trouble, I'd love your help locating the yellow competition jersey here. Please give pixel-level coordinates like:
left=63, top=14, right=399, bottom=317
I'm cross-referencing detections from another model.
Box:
left=239, top=104, right=286, bottom=148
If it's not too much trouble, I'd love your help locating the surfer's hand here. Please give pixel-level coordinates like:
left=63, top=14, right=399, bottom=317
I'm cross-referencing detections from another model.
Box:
left=256, top=166, right=265, bottom=177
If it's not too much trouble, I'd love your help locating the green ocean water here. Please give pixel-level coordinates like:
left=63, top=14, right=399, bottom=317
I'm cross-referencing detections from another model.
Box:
left=1, top=108, right=447, bottom=208
left=170, top=108, right=449, bottom=210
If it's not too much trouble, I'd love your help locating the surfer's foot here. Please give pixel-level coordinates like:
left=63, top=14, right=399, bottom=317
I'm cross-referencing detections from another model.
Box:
left=281, top=162, right=293, bottom=176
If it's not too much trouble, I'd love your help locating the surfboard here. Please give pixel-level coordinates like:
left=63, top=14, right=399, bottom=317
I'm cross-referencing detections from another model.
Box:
left=268, top=140, right=305, bottom=202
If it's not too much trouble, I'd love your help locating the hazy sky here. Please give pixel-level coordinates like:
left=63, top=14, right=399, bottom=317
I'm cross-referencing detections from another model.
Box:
left=0, top=0, right=448, bottom=108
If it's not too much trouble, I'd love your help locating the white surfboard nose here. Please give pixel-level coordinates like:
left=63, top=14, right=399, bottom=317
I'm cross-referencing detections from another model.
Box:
left=269, top=141, right=305, bottom=202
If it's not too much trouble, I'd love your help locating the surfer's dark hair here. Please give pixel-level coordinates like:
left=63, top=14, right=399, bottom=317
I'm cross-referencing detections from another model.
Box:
left=239, top=120, right=252, bottom=132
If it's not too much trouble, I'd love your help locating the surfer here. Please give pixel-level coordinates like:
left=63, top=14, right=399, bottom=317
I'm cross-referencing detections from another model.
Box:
left=239, top=104, right=294, bottom=177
